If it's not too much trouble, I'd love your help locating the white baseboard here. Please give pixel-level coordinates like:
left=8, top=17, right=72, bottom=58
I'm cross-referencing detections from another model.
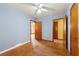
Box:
left=0, top=41, right=30, bottom=54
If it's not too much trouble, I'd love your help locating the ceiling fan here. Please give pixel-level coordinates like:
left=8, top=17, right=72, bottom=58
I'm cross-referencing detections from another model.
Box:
left=26, top=3, right=56, bottom=14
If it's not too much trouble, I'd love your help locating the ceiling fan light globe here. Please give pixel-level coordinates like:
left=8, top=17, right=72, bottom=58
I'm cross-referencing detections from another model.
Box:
left=37, top=10, right=41, bottom=14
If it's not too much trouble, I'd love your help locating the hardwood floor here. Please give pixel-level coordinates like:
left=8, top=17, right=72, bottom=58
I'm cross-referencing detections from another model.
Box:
left=0, top=39, right=69, bottom=56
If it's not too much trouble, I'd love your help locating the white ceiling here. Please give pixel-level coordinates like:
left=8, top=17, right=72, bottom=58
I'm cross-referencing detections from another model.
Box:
left=2, top=3, right=69, bottom=18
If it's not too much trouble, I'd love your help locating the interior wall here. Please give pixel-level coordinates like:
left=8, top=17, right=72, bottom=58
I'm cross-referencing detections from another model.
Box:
left=0, top=5, right=30, bottom=52
left=58, top=19, right=64, bottom=39
left=41, top=19, right=52, bottom=41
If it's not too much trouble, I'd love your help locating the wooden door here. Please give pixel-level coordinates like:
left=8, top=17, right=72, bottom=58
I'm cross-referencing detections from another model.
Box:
left=35, top=21, right=42, bottom=40
left=70, top=3, right=78, bottom=56
left=53, top=21, right=58, bottom=39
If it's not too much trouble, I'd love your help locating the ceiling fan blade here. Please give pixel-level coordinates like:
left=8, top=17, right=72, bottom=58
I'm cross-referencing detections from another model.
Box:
left=24, top=3, right=41, bottom=7
left=24, top=3, right=36, bottom=6
left=40, top=8, right=48, bottom=12
left=42, top=6, right=56, bottom=11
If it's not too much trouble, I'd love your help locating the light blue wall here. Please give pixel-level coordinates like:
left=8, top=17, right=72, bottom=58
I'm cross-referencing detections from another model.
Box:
left=0, top=5, right=30, bottom=52
left=41, top=17, right=52, bottom=41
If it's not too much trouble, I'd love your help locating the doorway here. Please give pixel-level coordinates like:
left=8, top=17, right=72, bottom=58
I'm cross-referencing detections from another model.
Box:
left=53, top=19, right=64, bottom=48
left=30, top=21, right=42, bottom=41
left=53, top=16, right=67, bottom=50
left=30, top=21, right=35, bottom=41
left=53, top=19, right=64, bottom=40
